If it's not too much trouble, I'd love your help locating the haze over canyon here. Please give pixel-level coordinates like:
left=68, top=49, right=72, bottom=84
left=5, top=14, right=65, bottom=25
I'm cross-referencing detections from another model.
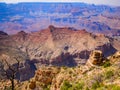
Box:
left=0, top=2, right=120, bottom=90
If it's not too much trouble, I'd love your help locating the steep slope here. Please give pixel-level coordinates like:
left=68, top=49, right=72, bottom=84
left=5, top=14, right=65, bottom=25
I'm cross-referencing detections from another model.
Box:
left=0, top=31, right=36, bottom=81
left=10, top=26, right=120, bottom=67
left=0, top=26, right=120, bottom=82
left=14, top=51, right=120, bottom=90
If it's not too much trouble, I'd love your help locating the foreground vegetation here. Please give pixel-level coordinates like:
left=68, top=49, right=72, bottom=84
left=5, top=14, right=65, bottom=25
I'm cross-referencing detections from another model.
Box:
left=0, top=51, right=120, bottom=90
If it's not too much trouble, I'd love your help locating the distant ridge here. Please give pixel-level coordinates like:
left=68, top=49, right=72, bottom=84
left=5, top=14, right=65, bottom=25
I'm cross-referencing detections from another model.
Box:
left=0, top=2, right=120, bottom=36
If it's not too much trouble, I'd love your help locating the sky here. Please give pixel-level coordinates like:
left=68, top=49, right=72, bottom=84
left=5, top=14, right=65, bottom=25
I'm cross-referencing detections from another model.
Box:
left=0, top=0, right=120, bottom=6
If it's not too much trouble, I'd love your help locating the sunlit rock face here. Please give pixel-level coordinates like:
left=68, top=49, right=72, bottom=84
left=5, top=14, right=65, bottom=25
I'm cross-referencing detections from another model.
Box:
left=0, top=25, right=120, bottom=81
left=87, top=50, right=105, bottom=65
left=2, top=26, right=118, bottom=67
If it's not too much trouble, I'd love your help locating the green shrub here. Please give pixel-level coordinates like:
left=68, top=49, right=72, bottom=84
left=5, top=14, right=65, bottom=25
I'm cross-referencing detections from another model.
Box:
left=96, top=87, right=106, bottom=90
left=43, top=85, right=50, bottom=90
left=107, top=84, right=120, bottom=90
left=61, top=81, right=84, bottom=90
left=73, top=82, right=84, bottom=90
left=85, top=87, right=90, bottom=90
left=105, top=70, right=114, bottom=79
left=61, top=80, right=72, bottom=90
left=112, top=85, right=120, bottom=90
left=91, top=81, right=101, bottom=89
left=103, top=61, right=111, bottom=68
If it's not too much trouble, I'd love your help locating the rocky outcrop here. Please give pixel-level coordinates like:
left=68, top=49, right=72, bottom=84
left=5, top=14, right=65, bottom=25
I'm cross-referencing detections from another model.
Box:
left=95, top=43, right=117, bottom=57
left=114, top=51, right=120, bottom=58
left=12, top=31, right=28, bottom=43
left=87, top=50, right=105, bottom=65
left=108, top=51, right=120, bottom=63
left=34, top=67, right=59, bottom=88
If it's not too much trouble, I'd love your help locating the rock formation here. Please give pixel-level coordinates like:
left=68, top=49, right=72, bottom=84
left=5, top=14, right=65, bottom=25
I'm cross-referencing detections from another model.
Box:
left=0, top=26, right=120, bottom=81
left=108, top=51, right=120, bottom=63
left=0, top=26, right=120, bottom=67
left=87, top=50, right=105, bottom=66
